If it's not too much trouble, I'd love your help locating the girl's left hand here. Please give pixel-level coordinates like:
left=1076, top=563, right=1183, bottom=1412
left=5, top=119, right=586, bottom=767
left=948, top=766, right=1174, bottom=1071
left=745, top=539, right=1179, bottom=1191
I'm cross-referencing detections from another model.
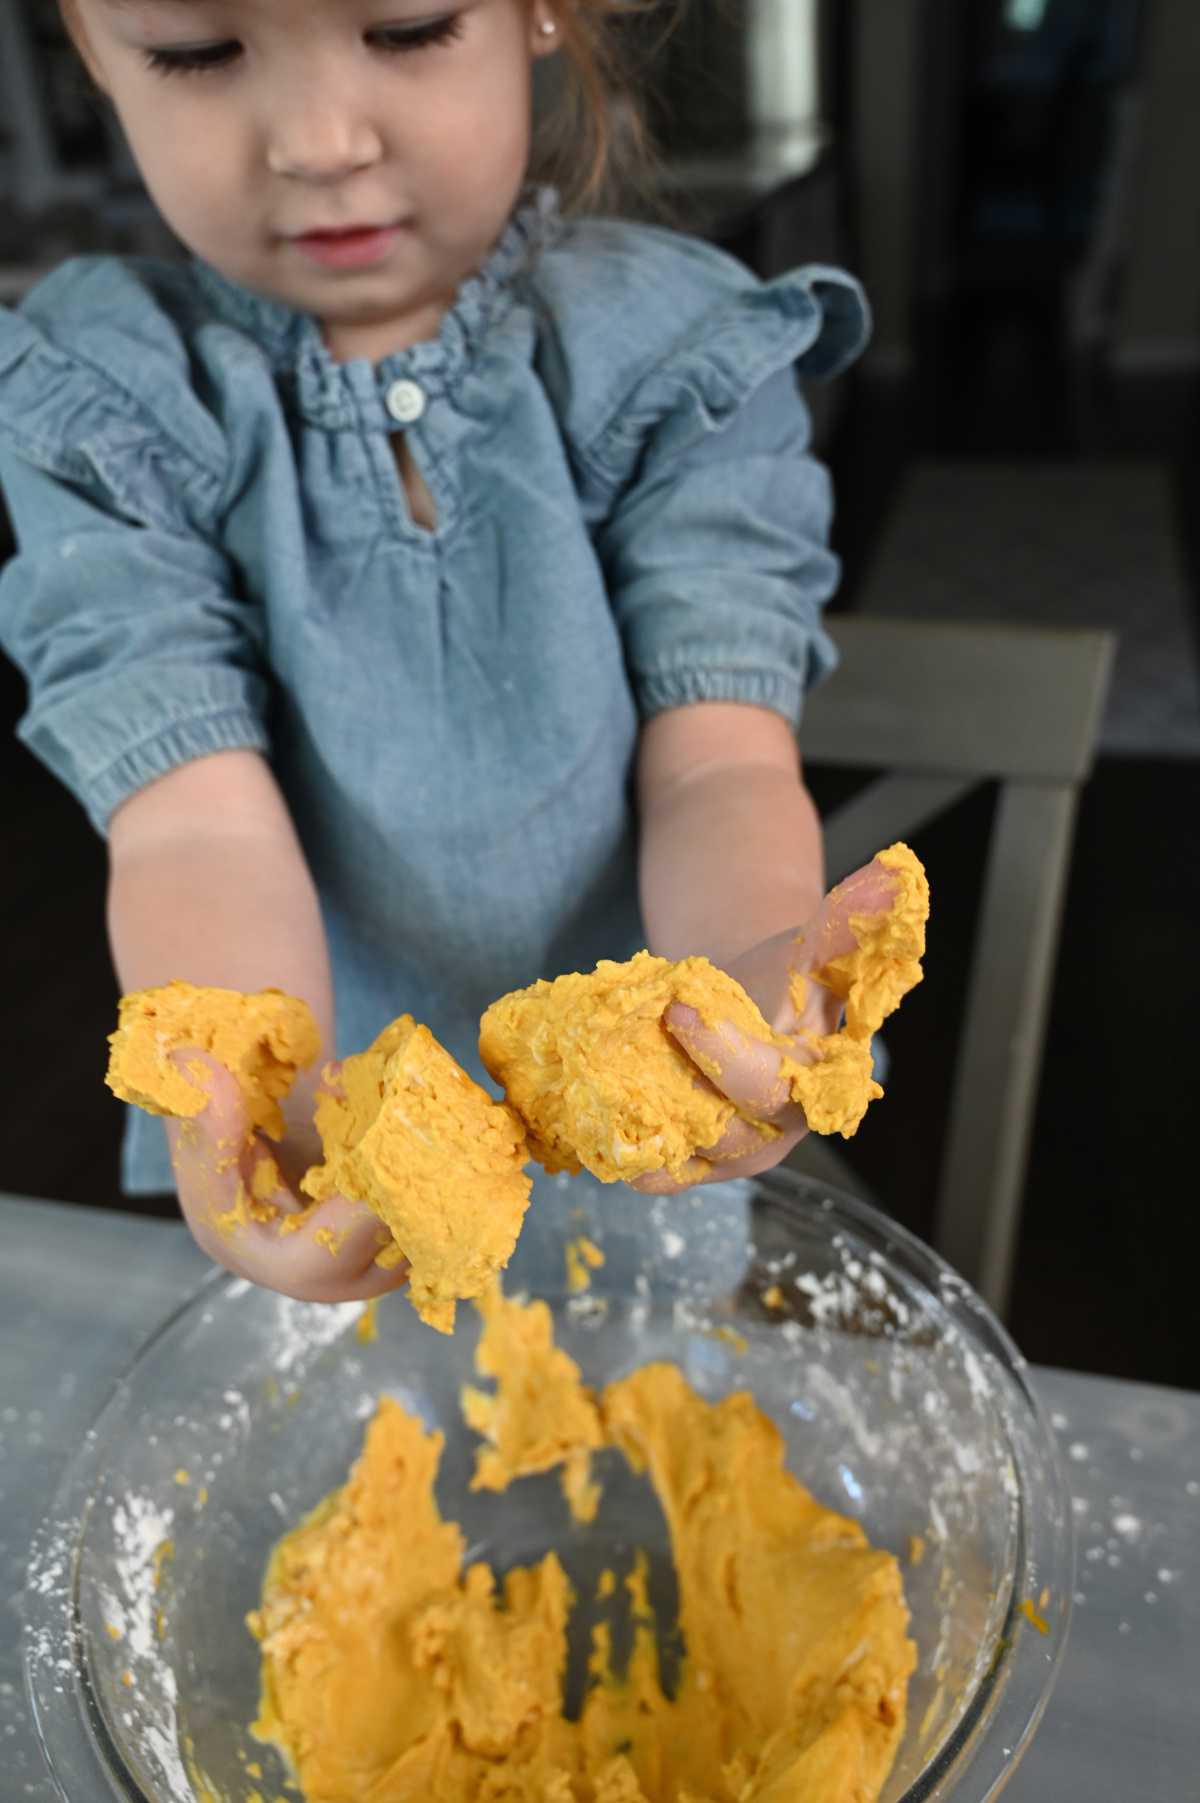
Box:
left=165, top=1053, right=410, bottom=1303
left=631, top=855, right=899, bottom=1193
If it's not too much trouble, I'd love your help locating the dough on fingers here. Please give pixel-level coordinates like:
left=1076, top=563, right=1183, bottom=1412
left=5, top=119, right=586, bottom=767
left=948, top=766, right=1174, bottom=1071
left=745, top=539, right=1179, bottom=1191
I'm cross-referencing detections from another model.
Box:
left=479, top=951, right=773, bottom=1185
left=782, top=841, right=929, bottom=1137
left=105, top=980, right=320, bottom=1139
left=106, top=987, right=530, bottom=1327
left=479, top=842, right=930, bottom=1181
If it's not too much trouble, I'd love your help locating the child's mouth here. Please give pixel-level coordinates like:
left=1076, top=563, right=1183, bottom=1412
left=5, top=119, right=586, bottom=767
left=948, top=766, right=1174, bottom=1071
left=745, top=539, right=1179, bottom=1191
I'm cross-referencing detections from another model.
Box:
left=293, top=224, right=402, bottom=270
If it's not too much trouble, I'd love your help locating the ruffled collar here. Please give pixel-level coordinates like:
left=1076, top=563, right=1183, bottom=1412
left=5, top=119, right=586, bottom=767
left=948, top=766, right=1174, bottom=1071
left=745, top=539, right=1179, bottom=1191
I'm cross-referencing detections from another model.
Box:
left=189, top=184, right=561, bottom=419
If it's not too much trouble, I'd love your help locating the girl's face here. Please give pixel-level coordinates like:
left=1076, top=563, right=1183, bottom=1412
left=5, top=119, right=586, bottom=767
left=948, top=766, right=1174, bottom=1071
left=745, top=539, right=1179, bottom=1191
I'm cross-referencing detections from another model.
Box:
left=63, top=0, right=558, bottom=361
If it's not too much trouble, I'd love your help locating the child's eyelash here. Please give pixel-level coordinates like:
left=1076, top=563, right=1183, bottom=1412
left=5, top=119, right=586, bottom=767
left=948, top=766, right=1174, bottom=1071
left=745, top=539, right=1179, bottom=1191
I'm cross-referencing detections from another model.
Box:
left=142, top=14, right=465, bottom=78
left=373, top=15, right=465, bottom=55
left=143, top=39, right=238, bottom=75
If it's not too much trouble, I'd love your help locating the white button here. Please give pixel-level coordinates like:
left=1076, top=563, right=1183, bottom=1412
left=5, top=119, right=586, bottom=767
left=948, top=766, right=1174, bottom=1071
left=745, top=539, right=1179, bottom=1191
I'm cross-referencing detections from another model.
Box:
left=385, top=378, right=426, bottom=425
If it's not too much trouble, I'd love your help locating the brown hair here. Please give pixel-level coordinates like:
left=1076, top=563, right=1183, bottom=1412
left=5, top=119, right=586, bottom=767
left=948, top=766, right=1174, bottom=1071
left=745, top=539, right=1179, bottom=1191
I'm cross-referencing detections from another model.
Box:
left=529, top=0, right=690, bottom=218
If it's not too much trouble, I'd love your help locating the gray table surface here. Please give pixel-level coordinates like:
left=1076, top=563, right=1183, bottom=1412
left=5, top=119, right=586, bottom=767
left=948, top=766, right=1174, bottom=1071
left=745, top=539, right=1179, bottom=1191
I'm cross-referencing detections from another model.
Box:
left=1, top=1193, right=1197, bottom=1802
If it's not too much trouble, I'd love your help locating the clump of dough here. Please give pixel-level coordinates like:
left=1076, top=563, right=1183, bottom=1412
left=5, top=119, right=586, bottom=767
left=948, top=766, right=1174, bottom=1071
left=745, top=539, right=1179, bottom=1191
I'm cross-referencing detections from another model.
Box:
left=479, top=952, right=767, bottom=1184
left=248, top=1293, right=915, bottom=1803
left=301, top=1018, right=532, bottom=1333
left=105, top=981, right=320, bottom=1139
left=481, top=843, right=929, bottom=1180
left=460, top=1283, right=605, bottom=1523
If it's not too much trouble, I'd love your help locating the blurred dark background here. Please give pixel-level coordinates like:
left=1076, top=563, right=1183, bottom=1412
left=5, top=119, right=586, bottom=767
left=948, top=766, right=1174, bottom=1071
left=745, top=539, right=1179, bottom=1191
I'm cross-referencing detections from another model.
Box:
left=2, top=0, right=1197, bottom=1387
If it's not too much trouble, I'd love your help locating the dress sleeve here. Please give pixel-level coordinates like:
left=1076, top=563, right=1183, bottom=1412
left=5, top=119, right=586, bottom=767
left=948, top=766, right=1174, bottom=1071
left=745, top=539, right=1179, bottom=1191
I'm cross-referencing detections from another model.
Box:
left=0, top=310, right=271, bottom=833
left=583, top=266, right=869, bottom=727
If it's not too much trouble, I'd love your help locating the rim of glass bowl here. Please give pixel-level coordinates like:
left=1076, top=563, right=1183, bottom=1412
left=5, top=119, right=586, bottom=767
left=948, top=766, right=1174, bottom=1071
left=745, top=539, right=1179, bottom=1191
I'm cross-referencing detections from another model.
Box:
left=24, top=1258, right=231, bottom=1803
left=24, top=1167, right=1074, bottom=1803
left=750, top=1169, right=1075, bottom=1802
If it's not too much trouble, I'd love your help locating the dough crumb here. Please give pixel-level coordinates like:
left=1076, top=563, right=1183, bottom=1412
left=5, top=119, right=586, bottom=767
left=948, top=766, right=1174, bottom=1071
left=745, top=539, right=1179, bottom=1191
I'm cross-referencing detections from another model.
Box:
left=565, top=1235, right=605, bottom=1293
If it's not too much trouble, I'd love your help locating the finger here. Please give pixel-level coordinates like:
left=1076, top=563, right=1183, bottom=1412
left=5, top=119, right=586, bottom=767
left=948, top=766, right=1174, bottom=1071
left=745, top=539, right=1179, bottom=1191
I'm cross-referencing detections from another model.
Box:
left=198, top=1163, right=412, bottom=1304
left=167, top=1051, right=410, bottom=1302
left=271, top=1061, right=330, bottom=1182
left=191, top=1177, right=411, bottom=1303
left=700, top=1112, right=791, bottom=1164
left=666, top=1001, right=801, bottom=1120
left=725, top=865, right=899, bottom=1030
left=629, top=1116, right=810, bottom=1195
left=629, top=1117, right=783, bottom=1192
left=646, top=859, right=904, bottom=1186
left=311, top=1058, right=346, bottom=1110
left=699, top=1118, right=809, bottom=1184
left=165, top=1047, right=307, bottom=1222
left=630, top=1160, right=709, bottom=1195
left=166, top=1050, right=266, bottom=1238
left=245, top=1193, right=412, bottom=1303
left=790, top=857, right=900, bottom=991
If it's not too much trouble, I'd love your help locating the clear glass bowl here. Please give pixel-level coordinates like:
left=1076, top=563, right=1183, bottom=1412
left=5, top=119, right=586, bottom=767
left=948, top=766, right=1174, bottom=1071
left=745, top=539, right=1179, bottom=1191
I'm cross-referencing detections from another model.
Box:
left=25, top=1168, right=1073, bottom=1802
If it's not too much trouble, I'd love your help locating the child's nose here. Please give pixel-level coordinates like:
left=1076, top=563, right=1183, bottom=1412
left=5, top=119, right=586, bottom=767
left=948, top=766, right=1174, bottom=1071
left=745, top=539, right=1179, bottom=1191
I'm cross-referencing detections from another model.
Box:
left=265, top=87, right=384, bottom=182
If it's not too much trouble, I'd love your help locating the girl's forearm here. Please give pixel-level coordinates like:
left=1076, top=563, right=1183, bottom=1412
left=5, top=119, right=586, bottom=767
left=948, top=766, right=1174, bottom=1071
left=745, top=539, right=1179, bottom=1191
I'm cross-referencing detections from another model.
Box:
left=106, top=750, right=336, bottom=1105
left=107, top=751, right=331, bottom=1009
left=638, top=759, right=826, bottom=968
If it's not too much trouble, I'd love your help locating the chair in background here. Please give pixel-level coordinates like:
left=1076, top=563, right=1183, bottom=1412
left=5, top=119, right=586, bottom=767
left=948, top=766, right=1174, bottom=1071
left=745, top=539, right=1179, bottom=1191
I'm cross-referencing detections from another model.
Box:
left=787, top=615, right=1114, bottom=1320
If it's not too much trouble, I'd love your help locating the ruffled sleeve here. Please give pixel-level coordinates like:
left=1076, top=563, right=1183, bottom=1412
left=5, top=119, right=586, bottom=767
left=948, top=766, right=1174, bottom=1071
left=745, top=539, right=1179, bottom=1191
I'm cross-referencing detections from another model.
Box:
left=0, top=262, right=270, bottom=832
left=535, top=224, right=869, bottom=726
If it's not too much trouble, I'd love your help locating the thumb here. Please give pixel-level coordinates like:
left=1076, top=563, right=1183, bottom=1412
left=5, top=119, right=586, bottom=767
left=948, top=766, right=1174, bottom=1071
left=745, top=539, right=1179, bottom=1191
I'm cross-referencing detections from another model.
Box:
left=665, top=999, right=802, bottom=1124
left=791, top=857, right=901, bottom=982
left=167, top=1050, right=411, bottom=1302
left=663, top=854, right=902, bottom=1119
left=166, top=1047, right=250, bottom=1184
left=165, top=1048, right=295, bottom=1240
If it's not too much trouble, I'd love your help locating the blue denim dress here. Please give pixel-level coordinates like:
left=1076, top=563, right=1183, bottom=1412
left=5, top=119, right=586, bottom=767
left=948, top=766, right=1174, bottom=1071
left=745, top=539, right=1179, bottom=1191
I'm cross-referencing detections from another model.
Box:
left=0, top=187, right=868, bottom=1278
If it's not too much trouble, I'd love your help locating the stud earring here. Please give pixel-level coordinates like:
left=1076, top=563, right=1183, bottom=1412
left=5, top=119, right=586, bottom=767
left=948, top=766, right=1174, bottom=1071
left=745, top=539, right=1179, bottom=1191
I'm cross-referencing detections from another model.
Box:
left=540, top=18, right=557, bottom=34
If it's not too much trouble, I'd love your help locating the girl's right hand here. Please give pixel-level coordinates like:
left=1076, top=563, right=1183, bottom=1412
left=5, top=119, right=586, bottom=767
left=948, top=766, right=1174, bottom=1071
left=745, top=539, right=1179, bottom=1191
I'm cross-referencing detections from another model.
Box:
left=164, top=1050, right=410, bottom=1303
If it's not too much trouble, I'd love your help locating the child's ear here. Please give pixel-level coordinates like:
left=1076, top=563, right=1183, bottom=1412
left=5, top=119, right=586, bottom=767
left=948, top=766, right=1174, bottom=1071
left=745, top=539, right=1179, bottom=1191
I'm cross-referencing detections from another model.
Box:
left=58, top=0, right=112, bottom=96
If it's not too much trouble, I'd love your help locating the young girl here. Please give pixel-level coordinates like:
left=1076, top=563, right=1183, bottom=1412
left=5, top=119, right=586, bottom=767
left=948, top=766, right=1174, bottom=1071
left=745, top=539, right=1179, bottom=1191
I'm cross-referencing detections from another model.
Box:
left=0, top=0, right=890, bottom=1306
